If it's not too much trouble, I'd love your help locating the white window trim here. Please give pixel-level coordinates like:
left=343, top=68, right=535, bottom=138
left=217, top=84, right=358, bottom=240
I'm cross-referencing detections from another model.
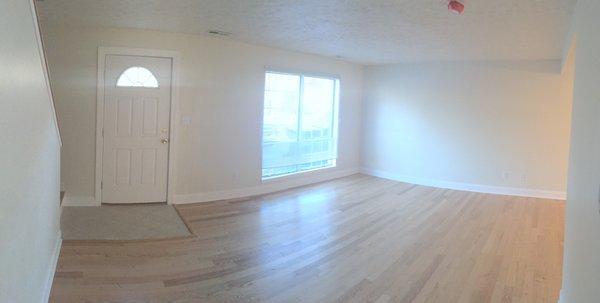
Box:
left=262, top=160, right=337, bottom=182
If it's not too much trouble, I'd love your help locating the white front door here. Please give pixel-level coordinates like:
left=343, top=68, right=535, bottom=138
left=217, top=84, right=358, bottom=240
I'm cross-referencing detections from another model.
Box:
left=102, top=55, right=172, bottom=203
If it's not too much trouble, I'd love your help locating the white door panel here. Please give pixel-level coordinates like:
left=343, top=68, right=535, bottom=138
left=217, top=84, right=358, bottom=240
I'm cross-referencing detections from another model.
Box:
left=102, top=55, right=172, bottom=203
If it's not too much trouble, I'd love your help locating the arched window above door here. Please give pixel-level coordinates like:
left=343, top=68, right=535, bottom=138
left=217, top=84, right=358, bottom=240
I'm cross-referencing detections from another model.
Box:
left=116, top=67, right=159, bottom=88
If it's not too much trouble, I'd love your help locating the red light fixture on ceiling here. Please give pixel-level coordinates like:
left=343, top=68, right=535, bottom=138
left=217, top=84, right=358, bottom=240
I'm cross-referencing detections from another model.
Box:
left=448, top=0, right=465, bottom=14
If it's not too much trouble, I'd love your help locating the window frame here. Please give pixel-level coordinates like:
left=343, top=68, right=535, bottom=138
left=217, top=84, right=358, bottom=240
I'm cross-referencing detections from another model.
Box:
left=260, top=68, right=341, bottom=181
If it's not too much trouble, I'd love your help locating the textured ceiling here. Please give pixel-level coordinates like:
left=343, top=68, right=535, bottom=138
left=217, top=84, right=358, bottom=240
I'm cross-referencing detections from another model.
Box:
left=36, top=0, right=577, bottom=64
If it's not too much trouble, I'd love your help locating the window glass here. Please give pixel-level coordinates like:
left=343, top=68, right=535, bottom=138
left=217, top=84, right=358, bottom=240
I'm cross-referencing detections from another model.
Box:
left=262, top=71, right=339, bottom=179
left=116, top=67, right=158, bottom=88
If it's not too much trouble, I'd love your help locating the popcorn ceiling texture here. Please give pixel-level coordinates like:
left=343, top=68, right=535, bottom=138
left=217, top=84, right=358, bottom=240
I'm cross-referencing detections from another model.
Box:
left=36, top=0, right=576, bottom=64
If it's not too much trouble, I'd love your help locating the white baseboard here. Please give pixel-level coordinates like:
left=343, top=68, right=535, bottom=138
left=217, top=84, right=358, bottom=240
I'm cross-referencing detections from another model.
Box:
left=174, top=167, right=360, bottom=204
left=557, top=289, right=566, bottom=303
left=62, top=195, right=100, bottom=207
left=361, top=167, right=566, bottom=200
left=41, top=231, right=62, bottom=303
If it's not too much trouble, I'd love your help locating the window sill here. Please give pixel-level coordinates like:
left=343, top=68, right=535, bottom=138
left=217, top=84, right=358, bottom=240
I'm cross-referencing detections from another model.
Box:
left=261, top=164, right=337, bottom=183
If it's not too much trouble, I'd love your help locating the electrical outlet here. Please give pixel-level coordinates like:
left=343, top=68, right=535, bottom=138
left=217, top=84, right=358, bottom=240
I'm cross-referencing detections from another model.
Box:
left=502, top=172, right=509, bottom=180
left=181, top=116, right=192, bottom=126
left=521, top=173, right=527, bottom=185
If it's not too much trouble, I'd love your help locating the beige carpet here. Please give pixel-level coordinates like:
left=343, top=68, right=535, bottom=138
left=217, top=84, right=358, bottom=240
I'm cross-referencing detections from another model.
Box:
left=61, top=204, right=191, bottom=240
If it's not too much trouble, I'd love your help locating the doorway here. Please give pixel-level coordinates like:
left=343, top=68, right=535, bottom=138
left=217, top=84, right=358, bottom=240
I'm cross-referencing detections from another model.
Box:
left=96, top=48, right=179, bottom=204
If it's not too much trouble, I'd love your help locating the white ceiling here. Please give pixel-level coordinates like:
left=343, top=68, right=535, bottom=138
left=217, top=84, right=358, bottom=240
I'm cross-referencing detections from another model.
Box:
left=36, top=0, right=577, bottom=65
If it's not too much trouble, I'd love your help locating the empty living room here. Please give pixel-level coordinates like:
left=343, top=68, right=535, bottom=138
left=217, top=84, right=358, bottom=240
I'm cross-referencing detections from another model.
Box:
left=3, top=0, right=600, bottom=302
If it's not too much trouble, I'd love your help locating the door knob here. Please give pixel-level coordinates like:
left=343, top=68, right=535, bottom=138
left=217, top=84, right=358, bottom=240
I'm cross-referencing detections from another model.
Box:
left=161, top=138, right=169, bottom=144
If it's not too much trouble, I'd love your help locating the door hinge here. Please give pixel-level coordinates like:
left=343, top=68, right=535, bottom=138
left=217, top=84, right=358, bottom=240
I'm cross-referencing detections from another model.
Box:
left=101, top=181, right=103, bottom=189
left=101, top=127, right=104, bottom=137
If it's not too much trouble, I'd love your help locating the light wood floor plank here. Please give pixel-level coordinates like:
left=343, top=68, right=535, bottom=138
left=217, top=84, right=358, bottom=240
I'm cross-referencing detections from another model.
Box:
left=50, top=174, right=563, bottom=303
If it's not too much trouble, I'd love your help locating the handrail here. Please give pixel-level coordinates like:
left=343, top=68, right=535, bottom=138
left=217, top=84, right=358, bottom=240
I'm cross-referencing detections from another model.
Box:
left=30, top=0, right=62, bottom=147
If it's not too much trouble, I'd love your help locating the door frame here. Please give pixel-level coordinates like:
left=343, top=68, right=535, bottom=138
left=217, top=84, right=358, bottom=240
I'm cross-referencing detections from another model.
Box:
left=95, top=47, right=181, bottom=205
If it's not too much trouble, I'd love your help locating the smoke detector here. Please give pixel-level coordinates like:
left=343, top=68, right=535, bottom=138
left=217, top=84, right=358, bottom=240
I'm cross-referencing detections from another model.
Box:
left=448, top=0, right=465, bottom=14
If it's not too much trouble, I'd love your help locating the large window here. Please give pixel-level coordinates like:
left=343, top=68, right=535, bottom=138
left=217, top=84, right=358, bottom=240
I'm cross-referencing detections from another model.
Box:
left=262, top=71, right=339, bottom=179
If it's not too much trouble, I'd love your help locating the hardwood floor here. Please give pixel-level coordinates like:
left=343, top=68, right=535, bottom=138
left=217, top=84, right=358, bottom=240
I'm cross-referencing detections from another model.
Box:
left=50, top=174, right=564, bottom=303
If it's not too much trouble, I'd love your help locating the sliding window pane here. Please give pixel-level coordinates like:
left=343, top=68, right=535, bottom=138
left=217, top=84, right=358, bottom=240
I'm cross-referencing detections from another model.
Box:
left=263, top=73, right=300, bottom=143
left=262, top=73, right=301, bottom=175
left=300, top=76, right=336, bottom=163
left=302, top=77, right=334, bottom=139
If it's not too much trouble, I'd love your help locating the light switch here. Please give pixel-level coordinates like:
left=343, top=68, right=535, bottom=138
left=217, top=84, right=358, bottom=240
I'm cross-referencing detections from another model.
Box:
left=181, top=116, right=192, bottom=126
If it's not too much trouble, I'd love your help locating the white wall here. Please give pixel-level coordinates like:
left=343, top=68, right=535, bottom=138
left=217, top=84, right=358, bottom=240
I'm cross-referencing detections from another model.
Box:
left=560, top=0, right=600, bottom=301
left=40, top=25, right=363, bottom=205
left=362, top=59, right=574, bottom=198
left=0, top=1, right=62, bottom=302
